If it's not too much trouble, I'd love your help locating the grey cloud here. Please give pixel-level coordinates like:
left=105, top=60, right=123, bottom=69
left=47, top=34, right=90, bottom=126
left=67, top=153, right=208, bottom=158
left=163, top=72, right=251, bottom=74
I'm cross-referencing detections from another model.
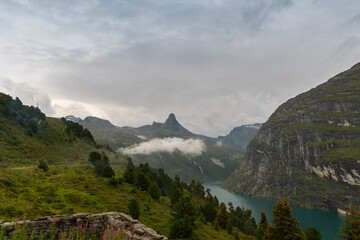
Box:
left=0, top=78, right=56, bottom=115
left=1, top=0, right=360, bottom=137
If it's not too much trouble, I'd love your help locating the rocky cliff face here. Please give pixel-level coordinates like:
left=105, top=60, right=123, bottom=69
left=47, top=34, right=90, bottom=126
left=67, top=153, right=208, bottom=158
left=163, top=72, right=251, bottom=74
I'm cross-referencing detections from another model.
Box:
left=223, top=63, right=360, bottom=212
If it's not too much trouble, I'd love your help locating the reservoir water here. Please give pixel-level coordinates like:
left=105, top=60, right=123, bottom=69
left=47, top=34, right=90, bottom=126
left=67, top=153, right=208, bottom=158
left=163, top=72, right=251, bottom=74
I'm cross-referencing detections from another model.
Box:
left=203, top=182, right=344, bottom=240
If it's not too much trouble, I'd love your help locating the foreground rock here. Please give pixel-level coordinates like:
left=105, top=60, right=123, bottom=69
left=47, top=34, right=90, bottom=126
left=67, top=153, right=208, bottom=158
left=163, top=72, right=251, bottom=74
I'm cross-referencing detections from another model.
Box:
left=0, top=212, right=168, bottom=240
left=224, top=63, right=360, bottom=212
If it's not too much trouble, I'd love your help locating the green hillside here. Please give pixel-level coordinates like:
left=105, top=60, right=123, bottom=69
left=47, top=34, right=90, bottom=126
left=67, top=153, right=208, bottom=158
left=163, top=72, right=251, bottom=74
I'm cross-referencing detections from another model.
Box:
left=0, top=92, right=256, bottom=239
left=0, top=92, right=117, bottom=166
left=0, top=163, right=254, bottom=240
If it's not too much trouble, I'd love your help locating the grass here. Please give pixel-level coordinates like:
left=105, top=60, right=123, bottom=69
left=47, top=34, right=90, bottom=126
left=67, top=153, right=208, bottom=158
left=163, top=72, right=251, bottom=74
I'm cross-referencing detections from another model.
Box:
left=0, top=165, right=254, bottom=240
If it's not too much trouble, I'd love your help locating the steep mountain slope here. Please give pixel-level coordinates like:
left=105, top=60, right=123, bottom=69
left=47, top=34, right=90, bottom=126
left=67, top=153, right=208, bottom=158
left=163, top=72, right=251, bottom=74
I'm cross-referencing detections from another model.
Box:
left=217, top=123, right=262, bottom=149
left=0, top=93, right=112, bottom=166
left=224, top=63, right=360, bottom=212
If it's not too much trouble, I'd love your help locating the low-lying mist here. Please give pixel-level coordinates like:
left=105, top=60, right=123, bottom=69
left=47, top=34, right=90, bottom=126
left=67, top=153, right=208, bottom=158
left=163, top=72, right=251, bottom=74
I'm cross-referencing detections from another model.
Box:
left=118, top=137, right=206, bottom=156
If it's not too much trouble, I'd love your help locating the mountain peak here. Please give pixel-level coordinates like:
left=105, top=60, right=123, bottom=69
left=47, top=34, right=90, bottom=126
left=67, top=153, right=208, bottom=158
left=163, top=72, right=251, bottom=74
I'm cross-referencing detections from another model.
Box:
left=164, top=113, right=180, bottom=131
left=166, top=113, right=177, bottom=122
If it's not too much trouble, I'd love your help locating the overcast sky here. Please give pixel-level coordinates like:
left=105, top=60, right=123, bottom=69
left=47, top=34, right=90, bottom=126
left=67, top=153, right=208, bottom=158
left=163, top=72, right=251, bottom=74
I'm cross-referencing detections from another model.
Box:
left=0, top=0, right=360, bottom=137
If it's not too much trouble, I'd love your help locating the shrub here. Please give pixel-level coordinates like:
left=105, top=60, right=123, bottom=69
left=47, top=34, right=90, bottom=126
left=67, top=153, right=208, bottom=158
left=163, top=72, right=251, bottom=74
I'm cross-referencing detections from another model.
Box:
left=38, top=159, right=49, bottom=172
left=148, top=182, right=161, bottom=200
left=128, top=198, right=140, bottom=219
left=304, top=226, right=321, bottom=240
left=227, top=222, right=233, bottom=234
left=169, top=215, right=193, bottom=239
left=109, top=176, right=118, bottom=186
left=102, top=166, right=115, bottom=178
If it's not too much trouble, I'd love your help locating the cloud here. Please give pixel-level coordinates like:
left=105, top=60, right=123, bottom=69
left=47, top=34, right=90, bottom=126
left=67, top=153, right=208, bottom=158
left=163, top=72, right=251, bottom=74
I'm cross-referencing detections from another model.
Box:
left=0, top=78, right=56, bottom=115
left=119, top=137, right=206, bottom=156
left=1, top=0, right=360, bottom=137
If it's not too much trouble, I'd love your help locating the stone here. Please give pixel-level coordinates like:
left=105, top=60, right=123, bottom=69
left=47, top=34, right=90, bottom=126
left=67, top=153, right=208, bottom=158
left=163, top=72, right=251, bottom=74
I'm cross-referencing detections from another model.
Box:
left=135, top=228, right=145, bottom=235
left=0, top=212, right=167, bottom=240
left=0, top=162, right=7, bottom=168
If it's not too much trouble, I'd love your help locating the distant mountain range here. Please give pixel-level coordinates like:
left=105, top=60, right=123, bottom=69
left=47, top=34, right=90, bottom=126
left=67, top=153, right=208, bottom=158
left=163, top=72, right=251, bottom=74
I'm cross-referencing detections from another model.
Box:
left=65, top=113, right=260, bottom=182
left=65, top=113, right=260, bottom=149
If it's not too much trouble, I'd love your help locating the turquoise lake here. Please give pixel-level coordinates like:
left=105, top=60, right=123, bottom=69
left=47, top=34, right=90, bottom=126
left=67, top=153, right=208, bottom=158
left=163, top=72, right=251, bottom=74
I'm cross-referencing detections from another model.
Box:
left=203, top=182, right=344, bottom=240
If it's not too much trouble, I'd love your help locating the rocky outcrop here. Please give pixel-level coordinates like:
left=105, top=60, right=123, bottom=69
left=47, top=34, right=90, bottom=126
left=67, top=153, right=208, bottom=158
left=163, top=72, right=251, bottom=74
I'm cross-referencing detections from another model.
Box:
left=0, top=212, right=167, bottom=240
left=224, top=63, right=360, bottom=211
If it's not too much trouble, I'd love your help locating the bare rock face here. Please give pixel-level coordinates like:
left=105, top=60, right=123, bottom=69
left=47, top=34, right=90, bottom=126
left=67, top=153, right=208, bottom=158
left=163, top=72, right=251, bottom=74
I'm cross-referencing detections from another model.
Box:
left=0, top=212, right=168, bottom=240
left=224, top=63, right=360, bottom=211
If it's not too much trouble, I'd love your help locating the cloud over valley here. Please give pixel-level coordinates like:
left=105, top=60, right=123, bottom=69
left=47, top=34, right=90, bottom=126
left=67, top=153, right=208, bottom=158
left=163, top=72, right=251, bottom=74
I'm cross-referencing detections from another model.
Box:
left=119, top=137, right=206, bottom=156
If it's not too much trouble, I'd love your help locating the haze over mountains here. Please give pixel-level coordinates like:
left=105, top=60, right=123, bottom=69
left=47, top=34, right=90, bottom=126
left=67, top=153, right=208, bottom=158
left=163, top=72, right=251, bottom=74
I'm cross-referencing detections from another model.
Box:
left=65, top=113, right=259, bottom=182
left=65, top=113, right=260, bottom=148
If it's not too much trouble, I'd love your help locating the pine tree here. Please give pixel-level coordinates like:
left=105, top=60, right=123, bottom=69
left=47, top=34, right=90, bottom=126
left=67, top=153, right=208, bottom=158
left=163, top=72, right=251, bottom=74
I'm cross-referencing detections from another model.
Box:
left=227, top=221, right=233, bottom=234
left=263, top=199, right=304, bottom=240
left=136, top=172, right=150, bottom=191
left=217, top=202, right=230, bottom=229
left=170, top=188, right=183, bottom=206
left=127, top=198, right=140, bottom=219
left=200, top=202, right=217, bottom=223
left=124, top=168, right=135, bottom=184
left=148, top=182, right=161, bottom=199
left=255, top=211, right=268, bottom=240
left=339, top=203, right=360, bottom=240
left=304, top=226, right=321, bottom=240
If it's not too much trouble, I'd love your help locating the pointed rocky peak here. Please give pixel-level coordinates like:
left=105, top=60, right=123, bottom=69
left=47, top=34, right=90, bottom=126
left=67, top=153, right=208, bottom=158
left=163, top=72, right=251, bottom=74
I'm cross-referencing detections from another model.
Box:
left=165, top=113, right=177, bottom=124
left=163, top=113, right=181, bottom=131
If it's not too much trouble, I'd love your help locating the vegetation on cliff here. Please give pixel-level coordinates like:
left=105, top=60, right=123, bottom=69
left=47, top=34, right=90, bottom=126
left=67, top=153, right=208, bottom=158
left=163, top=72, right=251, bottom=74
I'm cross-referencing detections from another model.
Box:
left=224, top=63, right=360, bottom=211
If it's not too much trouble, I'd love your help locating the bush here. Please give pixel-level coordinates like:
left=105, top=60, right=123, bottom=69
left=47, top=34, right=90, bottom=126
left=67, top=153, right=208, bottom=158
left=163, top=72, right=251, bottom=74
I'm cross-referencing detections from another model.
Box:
left=101, top=165, right=115, bottom=178
left=89, top=151, right=102, bottom=164
left=128, top=198, right=140, bottom=219
left=124, top=168, right=135, bottom=184
left=227, top=222, right=233, bottom=235
left=304, top=226, right=321, bottom=240
left=169, top=216, right=193, bottom=239
left=214, top=220, right=219, bottom=231
left=38, top=159, right=49, bottom=172
left=109, top=176, right=118, bottom=186
left=148, top=182, right=161, bottom=200
left=28, top=119, right=38, bottom=133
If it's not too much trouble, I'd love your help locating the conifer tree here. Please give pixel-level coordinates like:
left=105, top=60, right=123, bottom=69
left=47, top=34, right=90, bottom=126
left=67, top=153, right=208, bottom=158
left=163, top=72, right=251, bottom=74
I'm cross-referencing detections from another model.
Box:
left=136, top=172, right=150, bottom=191
left=304, top=226, right=321, bottom=240
left=217, top=202, right=230, bottom=229
left=127, top=198, right=140, bottom=219
left=338, top=203, right=360, bottom=240
left=148, top=182, right=161, bottom=199
left=263, top=199, right=304, bottom=240
left=200, top=201, right=217, bottom=223
left=255, top=211, right=268, bottom=240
